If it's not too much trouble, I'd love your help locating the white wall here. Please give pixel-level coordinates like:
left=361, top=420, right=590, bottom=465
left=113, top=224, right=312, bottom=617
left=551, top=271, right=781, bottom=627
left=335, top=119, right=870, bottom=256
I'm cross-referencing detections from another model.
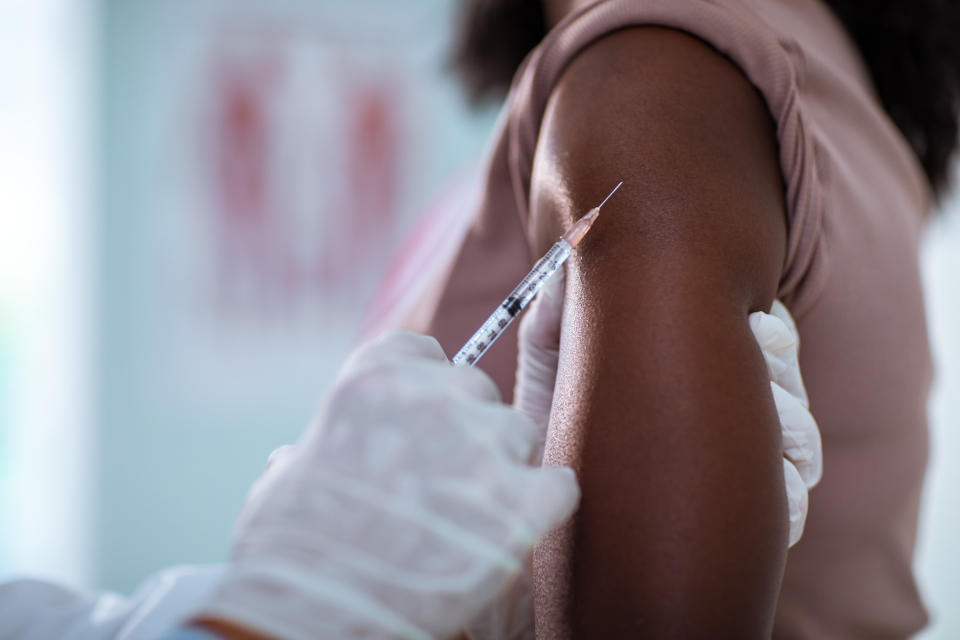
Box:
left=95, top=0, right=497, bottom=592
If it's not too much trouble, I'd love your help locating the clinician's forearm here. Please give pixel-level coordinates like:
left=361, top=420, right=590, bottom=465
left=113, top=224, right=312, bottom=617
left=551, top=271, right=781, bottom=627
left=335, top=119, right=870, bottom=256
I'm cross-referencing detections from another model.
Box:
left=188, top=619, right=473, bottom=639
left=189, top=618, right=272, bottom=639
left=157, top=626, right=232, bottom=640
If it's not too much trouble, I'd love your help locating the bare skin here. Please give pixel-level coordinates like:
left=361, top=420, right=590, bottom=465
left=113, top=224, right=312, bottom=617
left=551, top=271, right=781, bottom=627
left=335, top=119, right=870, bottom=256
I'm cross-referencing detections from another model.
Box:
left=528, top=26, right=790, bottom=639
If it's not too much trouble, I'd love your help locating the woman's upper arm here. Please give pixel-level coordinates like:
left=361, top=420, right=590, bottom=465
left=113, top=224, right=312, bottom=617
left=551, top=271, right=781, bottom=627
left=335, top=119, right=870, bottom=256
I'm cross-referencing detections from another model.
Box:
left=530, top=28, right=790, bottom=638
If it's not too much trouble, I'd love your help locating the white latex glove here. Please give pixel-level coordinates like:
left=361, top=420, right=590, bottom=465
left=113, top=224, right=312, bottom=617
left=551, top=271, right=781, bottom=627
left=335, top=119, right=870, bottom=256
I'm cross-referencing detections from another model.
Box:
left=751, top=301, right=824, bottom=541
left=513, top=270, right=567, bottom=466
left=195, top=331, right=580, bottom=640
left=467, top=269, right=823, bottom=640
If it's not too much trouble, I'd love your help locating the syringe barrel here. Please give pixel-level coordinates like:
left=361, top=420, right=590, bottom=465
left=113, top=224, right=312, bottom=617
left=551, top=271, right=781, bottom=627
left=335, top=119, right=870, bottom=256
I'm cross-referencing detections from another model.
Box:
left=451, top=239, right=571, bottom=366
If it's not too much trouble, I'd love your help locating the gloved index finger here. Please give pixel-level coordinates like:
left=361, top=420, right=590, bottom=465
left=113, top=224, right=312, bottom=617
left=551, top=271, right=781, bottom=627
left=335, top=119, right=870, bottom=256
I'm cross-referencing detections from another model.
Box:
left=372, top=330, right=449, bottom=360
left=346, top=331, right=450, bottom=374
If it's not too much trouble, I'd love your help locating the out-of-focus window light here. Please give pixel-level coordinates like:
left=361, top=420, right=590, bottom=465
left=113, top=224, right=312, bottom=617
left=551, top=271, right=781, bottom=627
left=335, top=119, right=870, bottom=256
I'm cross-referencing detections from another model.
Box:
left=917, top=189, right=960, bottom=640
left=0, top=0, right=97, bottom=587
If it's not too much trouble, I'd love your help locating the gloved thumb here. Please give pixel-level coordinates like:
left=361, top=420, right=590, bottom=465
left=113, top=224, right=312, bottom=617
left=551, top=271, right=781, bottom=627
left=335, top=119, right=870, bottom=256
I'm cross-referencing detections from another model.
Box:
left=518, top=268, right=565, bottom=356
left=514, top=268, right=566, bottom=439
left=517, top=465, right=580, bottom=545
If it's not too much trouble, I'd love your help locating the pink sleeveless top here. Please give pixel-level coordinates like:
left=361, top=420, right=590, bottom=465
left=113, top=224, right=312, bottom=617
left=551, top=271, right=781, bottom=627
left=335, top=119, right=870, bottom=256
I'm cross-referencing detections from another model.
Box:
left=410, top=0, right=933, bottom=636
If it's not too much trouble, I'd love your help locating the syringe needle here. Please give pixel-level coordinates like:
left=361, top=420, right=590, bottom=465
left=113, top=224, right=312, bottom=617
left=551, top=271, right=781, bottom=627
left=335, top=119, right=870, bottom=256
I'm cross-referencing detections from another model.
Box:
left=562, top=181, right=624, bottom=248
left=597, top=181, right=623, bottom=210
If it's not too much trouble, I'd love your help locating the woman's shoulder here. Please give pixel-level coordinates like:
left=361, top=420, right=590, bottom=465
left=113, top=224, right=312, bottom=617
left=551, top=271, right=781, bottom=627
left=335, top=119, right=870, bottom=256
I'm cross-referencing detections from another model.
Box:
left=506, top=0, right=829, bottom=311
left=506, top=0, right=926, bottom=316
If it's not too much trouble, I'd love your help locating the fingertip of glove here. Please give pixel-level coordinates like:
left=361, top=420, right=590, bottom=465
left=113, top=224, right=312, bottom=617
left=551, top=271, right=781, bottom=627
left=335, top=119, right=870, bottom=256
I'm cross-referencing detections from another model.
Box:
left=788, top=523, right=804, bottom=548
left=784, top=458, right=809, bottom=548
left=373, top=331, right=448, bottom=361
left=266, top=445, right=297, bottom=471
left=546, top=465, right=578, bottom=489
left=525, top=466, right=580, bottom=535
left=343, top=332, right=450, bottom=379
left=800, top=456, right=824, bottom=490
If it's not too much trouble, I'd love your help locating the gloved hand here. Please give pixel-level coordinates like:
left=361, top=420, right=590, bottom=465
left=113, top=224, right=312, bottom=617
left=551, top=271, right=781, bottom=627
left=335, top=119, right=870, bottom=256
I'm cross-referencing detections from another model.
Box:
left=467, top=269, right=823, bottom=640
left=751, top=301, right=823, bottom=544
left=195, top=331, right=580, bottom=640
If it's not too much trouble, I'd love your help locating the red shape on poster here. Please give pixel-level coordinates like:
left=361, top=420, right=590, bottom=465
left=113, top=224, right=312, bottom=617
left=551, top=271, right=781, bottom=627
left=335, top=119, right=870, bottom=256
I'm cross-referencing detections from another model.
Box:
left=204, top=40, right=404, bottom=321
left=348, top=86, right=398, bottom=244
left=210, top=49, right=290, bottom=313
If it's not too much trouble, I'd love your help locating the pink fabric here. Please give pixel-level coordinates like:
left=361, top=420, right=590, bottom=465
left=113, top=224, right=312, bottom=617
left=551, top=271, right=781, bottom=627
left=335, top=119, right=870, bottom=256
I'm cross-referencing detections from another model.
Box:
left=362, top=165, right=483, bottom=340
left=409, top=0, right=933, bottom=636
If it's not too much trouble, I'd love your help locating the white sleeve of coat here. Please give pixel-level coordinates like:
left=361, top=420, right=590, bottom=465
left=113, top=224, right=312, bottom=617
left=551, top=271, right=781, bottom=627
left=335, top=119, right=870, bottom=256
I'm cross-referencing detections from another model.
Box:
left=0, top=565, right=225, bottom=640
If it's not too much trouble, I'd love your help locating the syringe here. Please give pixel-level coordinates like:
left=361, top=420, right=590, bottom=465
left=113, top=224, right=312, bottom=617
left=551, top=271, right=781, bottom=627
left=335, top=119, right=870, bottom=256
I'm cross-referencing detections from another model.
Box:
left=451, top=181, right=623, bottom=367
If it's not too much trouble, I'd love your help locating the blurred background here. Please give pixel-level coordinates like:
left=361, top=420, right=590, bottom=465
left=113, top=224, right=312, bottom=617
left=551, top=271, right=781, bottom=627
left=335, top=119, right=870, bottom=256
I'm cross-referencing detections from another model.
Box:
left=0, top=0, right=957, bottom=637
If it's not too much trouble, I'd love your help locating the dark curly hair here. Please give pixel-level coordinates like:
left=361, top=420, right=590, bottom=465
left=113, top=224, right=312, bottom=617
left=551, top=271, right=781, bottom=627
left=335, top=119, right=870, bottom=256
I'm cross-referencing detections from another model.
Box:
left=450, top=0, right=960, bottom=197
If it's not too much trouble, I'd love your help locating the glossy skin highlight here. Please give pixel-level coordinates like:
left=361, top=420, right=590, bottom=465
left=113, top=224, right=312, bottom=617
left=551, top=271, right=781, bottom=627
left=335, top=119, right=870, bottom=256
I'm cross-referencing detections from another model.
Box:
left=528, top=26, right=790, bottom=638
